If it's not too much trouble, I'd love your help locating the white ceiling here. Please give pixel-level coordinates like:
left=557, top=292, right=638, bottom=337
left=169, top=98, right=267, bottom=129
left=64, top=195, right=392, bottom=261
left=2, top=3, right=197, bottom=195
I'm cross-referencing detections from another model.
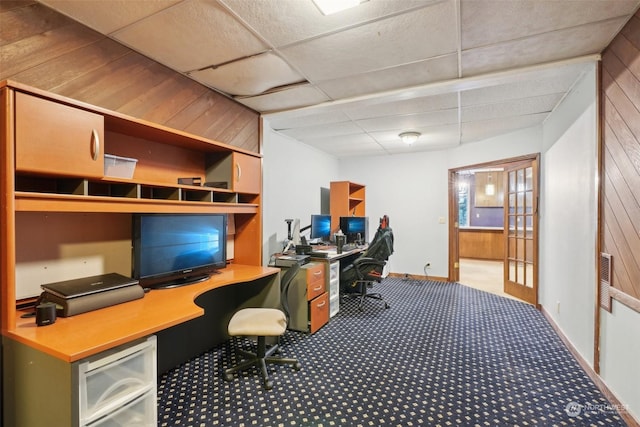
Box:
left=39, top=0, right=640, bottom=158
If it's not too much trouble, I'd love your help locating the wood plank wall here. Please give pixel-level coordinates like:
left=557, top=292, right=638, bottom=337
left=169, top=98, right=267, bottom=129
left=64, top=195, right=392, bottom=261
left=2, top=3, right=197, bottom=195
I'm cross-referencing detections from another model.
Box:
left=601, top=9, right=640, bottom=305
left=0, top=0, right=260, bottom=153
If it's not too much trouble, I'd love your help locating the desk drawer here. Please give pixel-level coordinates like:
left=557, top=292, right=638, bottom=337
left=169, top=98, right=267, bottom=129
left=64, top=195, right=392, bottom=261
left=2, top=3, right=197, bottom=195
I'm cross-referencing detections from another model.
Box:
left=309, top=292, right=329, bottom=334
left=306, top=263, right=325, bottom=300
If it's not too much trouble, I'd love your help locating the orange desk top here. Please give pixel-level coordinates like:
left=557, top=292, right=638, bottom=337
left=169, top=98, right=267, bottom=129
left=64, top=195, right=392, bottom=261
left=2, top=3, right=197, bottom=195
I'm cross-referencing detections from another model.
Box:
left=6, top=264, right=280, bottom=362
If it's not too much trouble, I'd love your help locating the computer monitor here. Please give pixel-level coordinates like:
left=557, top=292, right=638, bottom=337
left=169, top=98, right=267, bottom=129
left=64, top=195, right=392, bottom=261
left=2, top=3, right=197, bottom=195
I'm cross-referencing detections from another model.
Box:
left=339, top=216, right=369, bottom=244
left=310, top=214, right=331, bottom=241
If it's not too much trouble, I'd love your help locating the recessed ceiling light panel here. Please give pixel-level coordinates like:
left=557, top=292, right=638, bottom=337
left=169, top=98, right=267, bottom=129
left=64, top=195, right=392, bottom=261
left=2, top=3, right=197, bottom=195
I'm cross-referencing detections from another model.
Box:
left=312, top=0, right=365, bottom=15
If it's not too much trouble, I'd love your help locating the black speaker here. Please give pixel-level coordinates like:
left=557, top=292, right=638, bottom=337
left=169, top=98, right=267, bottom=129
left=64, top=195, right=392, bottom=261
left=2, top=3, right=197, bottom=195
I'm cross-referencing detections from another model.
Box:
left=36, top=302, right=57, bottom=326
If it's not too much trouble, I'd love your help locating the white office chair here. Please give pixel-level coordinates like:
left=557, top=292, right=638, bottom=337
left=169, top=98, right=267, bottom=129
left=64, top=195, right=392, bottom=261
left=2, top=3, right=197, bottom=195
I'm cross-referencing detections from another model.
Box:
left=223, top=264, right=301, bottom=390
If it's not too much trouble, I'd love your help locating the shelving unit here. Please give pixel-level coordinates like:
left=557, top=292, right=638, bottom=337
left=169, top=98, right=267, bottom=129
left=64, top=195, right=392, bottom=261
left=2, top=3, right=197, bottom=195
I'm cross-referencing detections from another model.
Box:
left=0, top=81, right=266, bottom=427
left=1, top=81, right=264, bottom=326
left=330, top=181, right=366, bottom=234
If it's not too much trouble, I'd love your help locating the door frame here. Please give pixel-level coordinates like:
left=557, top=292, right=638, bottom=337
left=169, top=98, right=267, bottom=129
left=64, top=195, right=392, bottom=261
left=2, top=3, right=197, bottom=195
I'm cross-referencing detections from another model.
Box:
left=448, top=154, right=540, bottom=306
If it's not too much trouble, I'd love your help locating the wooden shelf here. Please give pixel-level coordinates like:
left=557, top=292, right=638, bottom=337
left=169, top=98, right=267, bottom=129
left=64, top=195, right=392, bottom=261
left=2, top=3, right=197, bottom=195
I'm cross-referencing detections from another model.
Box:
left=330, top=181, right=366, bottom=233
left=1, top=81, right=265, bottom=333
left=14, top=175, right=260, bottom=213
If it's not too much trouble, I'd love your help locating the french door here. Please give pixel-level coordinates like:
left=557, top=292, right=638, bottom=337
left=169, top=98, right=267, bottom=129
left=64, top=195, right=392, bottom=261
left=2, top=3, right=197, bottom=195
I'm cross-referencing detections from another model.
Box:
left=503, top=157, right=539, bottom=305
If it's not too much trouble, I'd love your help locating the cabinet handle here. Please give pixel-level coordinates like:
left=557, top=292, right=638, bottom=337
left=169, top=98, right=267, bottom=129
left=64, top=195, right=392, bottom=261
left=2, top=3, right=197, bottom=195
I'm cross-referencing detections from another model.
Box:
left=313, top=285, right=323, bottom=292
left=236, top=163, right=242, bottom=182
left=91, top=129, right=100, bottom=161
left=316, top=300, right=326, bottom=307
left=313, top=271, right=322, bottom=276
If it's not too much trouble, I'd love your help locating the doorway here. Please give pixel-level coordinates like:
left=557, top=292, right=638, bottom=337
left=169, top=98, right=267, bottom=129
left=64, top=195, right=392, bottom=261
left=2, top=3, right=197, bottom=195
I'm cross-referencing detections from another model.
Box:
left=448, top=154, right=540, bottom=305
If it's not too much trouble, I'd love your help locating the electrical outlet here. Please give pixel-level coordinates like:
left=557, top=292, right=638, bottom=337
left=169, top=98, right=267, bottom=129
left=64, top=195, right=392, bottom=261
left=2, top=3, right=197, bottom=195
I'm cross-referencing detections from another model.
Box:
left=425, top=263, right=431, bottom=269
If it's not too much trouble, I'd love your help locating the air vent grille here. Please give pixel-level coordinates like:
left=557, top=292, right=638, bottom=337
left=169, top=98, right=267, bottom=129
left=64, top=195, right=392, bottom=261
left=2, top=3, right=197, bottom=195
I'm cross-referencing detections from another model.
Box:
left=600, top=253, right=612, bottom=312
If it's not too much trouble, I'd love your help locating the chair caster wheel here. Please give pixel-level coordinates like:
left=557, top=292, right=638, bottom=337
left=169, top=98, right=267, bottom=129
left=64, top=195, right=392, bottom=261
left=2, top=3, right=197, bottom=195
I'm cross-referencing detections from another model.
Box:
left=294, top=362, right=302, bottom=370
left=223, top=372, right=233, bottom=382
left=264, top=380, right=273, bottom=390
left=385, top=303, right=390, bottom=309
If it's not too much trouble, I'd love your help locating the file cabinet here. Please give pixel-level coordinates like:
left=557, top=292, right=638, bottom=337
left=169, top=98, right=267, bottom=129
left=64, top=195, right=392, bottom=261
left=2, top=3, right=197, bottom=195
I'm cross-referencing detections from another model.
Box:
left=286, top=262, right=329, bottom=333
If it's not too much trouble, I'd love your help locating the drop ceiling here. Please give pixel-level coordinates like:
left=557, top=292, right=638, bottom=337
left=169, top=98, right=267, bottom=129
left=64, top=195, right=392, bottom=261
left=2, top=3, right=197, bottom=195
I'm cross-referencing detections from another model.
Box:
left=39, top=0, right=640, bottom=157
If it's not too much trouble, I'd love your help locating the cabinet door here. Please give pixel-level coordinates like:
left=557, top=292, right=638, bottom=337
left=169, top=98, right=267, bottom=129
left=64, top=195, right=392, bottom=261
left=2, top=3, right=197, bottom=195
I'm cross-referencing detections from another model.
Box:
left=15, top=92, right=104, bottom=178
left=309, top=292, right=329, bottom=334
left=232, top=152, right=260, bottom=193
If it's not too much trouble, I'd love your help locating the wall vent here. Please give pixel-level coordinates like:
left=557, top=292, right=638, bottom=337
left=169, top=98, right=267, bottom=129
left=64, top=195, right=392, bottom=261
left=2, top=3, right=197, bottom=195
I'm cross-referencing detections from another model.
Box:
left=600, top=253, right=612, bottom=312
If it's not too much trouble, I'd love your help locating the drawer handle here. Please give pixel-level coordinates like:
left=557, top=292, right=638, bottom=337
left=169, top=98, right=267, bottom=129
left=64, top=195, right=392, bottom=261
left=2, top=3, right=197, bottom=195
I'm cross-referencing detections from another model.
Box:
left=91, top=128, right=100, bottom=161
left=236, top=163, right=242, bottom=181
left=313, top=271, right=322, bottom=276
left=312, top=285, right=323, bottom=291
left=316, top=300, right=326, bottom=307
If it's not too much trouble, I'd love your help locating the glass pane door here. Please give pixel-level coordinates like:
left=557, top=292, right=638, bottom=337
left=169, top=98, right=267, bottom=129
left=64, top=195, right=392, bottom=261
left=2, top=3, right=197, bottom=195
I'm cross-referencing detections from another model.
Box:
left=504, top=159, right=538, bottom=305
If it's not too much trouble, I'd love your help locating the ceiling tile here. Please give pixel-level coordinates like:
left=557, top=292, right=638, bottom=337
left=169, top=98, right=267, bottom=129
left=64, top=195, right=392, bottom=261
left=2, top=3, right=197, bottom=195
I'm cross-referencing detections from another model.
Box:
left=39, top=0, right=181, bottom=34
left=461, top=0, right=640, bottom=50
left=268, top=111, right=352, bottom=130
left=316, top=54, right=459, bottom=100
left=346, top=92, right=459, bottom=120
left=462, top=18, right=628, bottom=76
left=112, top=0, right=268, bottom=72
left=357, top=109, right=458, bottom=133
left=220, top=0, right=439, bottom=47
left=189, top=52, right=304, bottom=96
left=461, top=114, right=546, bottom=143
left=279, top=1, right=458, bottom=82
left=278, top=121, right=363, bottom=141
left=461, top=93, right=562, bottom=123
left=460, top=64, right=587, bottom=106
left=234, top=84, right=330, bottom=112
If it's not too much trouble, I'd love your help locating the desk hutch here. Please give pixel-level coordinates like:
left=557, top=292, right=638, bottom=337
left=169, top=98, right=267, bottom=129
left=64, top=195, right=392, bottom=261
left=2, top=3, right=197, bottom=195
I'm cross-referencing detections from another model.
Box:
left=0, top=81, right=276, bottom=426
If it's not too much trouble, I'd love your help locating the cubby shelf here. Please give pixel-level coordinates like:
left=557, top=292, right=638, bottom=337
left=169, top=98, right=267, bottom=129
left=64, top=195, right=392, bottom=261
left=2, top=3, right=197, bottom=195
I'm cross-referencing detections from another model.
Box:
left=14, top=176, right=259, bottom=214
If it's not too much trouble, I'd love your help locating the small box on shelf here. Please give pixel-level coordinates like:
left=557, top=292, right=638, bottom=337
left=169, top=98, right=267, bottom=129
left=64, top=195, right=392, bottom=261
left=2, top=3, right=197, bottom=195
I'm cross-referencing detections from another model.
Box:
left=104, top=154, right=137, bottom=179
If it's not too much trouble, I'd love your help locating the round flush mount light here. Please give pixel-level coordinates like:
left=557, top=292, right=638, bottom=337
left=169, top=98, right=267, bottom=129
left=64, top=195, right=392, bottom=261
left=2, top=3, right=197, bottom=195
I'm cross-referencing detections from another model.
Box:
left=399, top=131, right=421, bottom=145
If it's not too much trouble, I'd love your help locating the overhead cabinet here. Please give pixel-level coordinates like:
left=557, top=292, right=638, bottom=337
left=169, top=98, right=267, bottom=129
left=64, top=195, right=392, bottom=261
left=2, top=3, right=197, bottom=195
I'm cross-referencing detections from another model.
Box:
left=15, top=92, right=105, bottom=178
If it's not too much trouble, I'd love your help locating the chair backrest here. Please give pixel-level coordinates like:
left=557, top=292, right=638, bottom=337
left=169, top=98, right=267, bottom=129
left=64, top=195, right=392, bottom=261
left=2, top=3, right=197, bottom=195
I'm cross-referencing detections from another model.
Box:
left=364, top=226, right=393, bottom=262
left=280, top=263, right=300, bottom=320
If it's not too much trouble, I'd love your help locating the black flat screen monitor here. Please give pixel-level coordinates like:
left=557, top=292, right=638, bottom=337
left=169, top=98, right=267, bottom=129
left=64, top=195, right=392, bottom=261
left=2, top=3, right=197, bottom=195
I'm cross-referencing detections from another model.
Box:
left=132, top=213, right=227, bottom=289
left=310, top=214, right=331, bottom=241
left=339, top=216, right=369, bottom=244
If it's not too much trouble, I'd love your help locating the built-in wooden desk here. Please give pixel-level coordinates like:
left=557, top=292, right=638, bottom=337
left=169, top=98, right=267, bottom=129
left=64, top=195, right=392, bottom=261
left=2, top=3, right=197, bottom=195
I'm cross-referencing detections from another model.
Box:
left=7, top=264, right=280, bottom=363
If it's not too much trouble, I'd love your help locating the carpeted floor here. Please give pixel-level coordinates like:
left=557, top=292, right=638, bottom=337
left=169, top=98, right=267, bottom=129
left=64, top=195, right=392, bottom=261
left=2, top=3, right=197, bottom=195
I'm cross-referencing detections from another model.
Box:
left=157, top=278, right=626, bottom=427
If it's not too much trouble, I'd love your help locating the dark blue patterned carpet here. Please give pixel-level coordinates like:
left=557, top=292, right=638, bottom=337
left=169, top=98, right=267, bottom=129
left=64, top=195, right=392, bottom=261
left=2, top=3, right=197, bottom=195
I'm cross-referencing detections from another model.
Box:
left=157, top=278, right=626, bottom=426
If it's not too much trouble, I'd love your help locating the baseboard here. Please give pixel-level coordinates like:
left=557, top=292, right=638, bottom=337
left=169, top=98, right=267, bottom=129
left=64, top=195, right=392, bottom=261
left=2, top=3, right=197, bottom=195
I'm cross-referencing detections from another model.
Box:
left=540, top=306, right=639, bottom=427
left=388, top=272, right=448, bottom=282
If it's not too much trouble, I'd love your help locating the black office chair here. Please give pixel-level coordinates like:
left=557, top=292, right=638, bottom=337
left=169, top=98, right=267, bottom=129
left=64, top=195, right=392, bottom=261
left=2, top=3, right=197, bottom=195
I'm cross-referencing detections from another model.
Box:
left=223, top=263, right=301, bottom=390
left=340, top=215, right=394, bottom=311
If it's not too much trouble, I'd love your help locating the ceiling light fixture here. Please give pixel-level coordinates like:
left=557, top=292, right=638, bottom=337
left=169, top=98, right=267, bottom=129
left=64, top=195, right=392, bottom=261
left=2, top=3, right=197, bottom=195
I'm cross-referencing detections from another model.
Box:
left=399, top=131, right=421, bottom=145
left=312, top=0, right=364, bottom=15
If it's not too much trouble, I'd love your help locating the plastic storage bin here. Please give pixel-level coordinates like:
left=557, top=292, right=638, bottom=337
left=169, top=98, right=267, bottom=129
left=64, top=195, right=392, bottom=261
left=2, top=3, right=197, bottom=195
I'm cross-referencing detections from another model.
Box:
left=79, top=336, right=156, bottom=426
left=104, top=154, right=137, bottom=179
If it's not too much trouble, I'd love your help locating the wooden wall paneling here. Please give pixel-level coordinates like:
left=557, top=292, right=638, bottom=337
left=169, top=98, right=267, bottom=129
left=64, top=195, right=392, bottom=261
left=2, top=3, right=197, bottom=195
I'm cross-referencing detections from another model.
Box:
left=0, top=13, right=103, bottom=79
left=9, top=38, right=131, bottom=91
left=0, top=1, right=260, bottom=154
left=601, top=11, right=640, bottom=305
